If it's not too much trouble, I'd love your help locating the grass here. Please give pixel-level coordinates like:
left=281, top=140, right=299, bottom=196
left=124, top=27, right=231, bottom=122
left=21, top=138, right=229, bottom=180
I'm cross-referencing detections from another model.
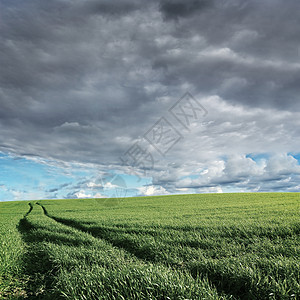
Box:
left=0, top=193, right=299, bottom=299
left=0, top=201, right=29, bottom=299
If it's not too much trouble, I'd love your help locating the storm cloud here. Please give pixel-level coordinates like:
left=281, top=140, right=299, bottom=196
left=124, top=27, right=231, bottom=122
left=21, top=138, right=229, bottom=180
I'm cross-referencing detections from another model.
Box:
left=0, top=0, right=300, bottom=198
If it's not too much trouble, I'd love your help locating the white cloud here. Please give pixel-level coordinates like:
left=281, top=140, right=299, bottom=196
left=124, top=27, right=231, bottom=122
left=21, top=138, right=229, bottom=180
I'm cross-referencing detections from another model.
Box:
left=138, top=185, right=170, bottom=196
left=171, top=153, right=300, bottom=193
left=87, top=182, right=103, bottom=188
left=74, top=190, right=92, bottom=198
left=94, top=192, right=106, bottom=198
left=265, top=154, right=300, bottom=175
left=72, top=190, right=107, bottom=199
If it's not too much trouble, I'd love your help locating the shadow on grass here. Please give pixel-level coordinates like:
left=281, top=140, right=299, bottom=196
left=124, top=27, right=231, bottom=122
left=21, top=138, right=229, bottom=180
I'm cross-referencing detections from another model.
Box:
left=17, top=203, right=91, bottom=299
left=40, top=208, right=250, bottom=299
left=43, top=204, right=293, bottom=300
left=17, top=217, right=61, bottom=299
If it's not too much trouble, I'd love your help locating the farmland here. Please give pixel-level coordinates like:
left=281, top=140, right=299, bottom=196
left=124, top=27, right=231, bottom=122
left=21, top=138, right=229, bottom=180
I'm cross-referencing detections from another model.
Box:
left=0, top=193, right=299, bottom=299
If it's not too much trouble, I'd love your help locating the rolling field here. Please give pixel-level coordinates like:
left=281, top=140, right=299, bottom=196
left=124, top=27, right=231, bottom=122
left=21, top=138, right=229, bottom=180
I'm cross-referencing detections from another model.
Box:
left=0, top=193, right=299, bottom=299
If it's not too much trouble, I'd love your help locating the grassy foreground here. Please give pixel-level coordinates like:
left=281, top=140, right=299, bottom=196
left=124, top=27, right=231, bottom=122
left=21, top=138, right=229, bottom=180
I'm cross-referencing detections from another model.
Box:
left=0, top=193, right=299, bottom=299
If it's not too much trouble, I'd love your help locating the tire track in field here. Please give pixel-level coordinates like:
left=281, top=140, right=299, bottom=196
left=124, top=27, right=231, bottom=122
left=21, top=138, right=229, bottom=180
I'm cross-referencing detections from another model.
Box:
left=17, top=203, right=62, bottom=299
left=38, top=203, right=242, bottom=300
left=38, top=203, right=159, bottom=262
left=24, top=202, right=33, bottom=217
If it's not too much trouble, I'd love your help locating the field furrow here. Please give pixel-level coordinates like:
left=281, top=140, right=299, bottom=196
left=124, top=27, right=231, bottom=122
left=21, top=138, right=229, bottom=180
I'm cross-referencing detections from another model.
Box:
left=1, top=193, right=299, bottom=299
left=41, top=193, right=300, bottom=299
left=13, top=203, right=230, bottom=299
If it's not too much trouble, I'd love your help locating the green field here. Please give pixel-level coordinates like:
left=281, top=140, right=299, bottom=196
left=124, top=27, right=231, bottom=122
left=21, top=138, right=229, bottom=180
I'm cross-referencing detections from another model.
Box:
left=0, top=193, right=299, bottom=299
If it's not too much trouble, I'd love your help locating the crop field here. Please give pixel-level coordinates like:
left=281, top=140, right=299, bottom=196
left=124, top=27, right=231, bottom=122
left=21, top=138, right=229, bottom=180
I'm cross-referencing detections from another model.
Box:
left=0, top=193, right=299, bottom=299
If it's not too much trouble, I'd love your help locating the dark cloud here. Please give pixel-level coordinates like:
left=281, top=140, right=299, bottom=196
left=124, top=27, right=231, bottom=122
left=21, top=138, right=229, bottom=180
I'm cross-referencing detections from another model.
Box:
left=159, top=0, right=212, bottom=20
left=0, top=0, right=299, bottom=196
left=82, top=0, right=142, bottom=16
left=157, top=0, right=300, bottom=111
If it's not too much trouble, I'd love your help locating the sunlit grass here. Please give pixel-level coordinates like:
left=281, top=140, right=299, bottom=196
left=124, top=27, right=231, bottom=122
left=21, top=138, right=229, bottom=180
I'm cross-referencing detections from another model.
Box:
left=0, top=201, right=29, bottom=299
left=0, top=193, right=299, bottom=299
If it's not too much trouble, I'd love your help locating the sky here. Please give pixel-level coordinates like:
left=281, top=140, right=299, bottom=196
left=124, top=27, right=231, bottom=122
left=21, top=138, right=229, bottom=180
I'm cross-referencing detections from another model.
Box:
left=0, top=0, right=300, bottom=201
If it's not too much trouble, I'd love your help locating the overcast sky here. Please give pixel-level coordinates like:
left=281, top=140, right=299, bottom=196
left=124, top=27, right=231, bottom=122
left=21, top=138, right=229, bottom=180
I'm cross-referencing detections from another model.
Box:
left=1, top=0, right=300, bottom=201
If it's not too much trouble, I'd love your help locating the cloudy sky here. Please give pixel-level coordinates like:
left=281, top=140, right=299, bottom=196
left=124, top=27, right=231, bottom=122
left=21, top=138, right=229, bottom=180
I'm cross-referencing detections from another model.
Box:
left=1, top=0, right=300, bottom=201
